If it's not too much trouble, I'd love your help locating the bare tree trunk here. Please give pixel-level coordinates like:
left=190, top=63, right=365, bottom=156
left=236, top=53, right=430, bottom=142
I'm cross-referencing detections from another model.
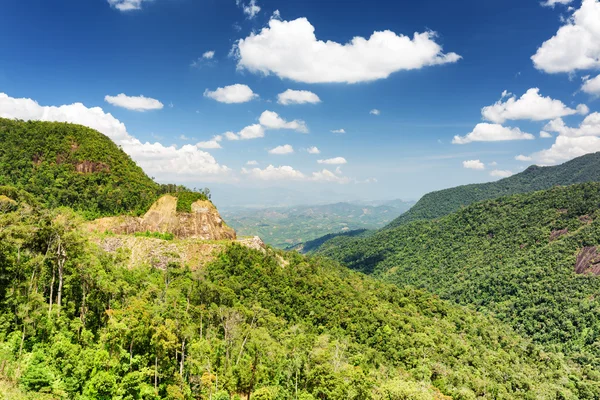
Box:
left=180, top=339, right=186, bottom=376
left=155, top=355, right=158, bottom=390
left=48, top=266, right=55, bottom=315
left=56, top=240, right=66, bottom=316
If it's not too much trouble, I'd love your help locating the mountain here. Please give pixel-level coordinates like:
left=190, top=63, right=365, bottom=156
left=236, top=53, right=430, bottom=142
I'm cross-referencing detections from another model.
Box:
left=0, top=118, right=172, bottom=218
left=222, top=200, right=414, bottom=248
left=316, top=182, right=600, bottom=368
left=0, top=193, right=598, bottom=399
left=386, top=152, right=600, bottom=229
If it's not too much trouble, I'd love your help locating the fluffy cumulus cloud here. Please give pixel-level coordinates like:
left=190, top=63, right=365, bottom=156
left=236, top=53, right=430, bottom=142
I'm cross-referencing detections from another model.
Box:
left=107, top=0, right=148, bottom=11
left=317, top=157, right=347, bottom=165
left=520, top=113, right=600, bottom=164
left=541, top=0, right=574, bottom=6
left=268, top=144, right=294, bottom=155
left=307, top=146, right=320, bottom=154
left=204, top=84, right=258, bottom=104
left=0, top=93, right=229, bottom=181
left=582, top=74, right=600, bottom=95
left=235, top=17, right=461, bottom=84
left=196, top=135, right=223, bottom=149
left=453, top=123, right=535, bottom=144
left=311, top=169, right=351, bottom=184
left=259, top=111, right=308, bottom=133
left=481, top=88, right=586, bottom=123
left=462, top=159, right=485, bottom=170
left=540, top=131, right=553, bottom=138
left=490, top=170, right=514, bottom=178
left=242, top=165, right=305, bottom=181
left=370, top=109, right=381, bottom=115
left=277, top=89, right=321, bottom=105
left=104, top=94, right=164, bottom=111
left=331, top=129, right=346, bottom=134
left=224, top=124, right=265, bottom=141
left=532, top=0, right=600, bottom=73
left=203, top=51, right=215, bottom=60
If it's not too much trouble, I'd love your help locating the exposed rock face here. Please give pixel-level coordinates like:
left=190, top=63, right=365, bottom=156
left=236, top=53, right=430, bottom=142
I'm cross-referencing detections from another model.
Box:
left=75, top=160, right=110, bottom=174
left=575, top=247, right=600, bottom=276
left=550, top=228, right=568, bottom=241
left=88, top=195, right=236, bottom=240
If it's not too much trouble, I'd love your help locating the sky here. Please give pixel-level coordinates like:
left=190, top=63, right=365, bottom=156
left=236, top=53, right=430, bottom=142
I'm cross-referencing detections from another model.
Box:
left=1, top=0, right=600, bottom=207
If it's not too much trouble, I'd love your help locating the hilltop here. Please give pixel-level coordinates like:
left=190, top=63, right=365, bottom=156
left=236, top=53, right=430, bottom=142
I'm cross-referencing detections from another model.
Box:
left=386, top=152, right=600, bottom=229
left=0, top=118, right=190, bottom=218
left=317, top=182, right=600, bottom=368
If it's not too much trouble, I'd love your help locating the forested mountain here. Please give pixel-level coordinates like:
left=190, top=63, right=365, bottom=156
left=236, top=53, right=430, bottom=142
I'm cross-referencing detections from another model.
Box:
left=222, top=200, right=414, bottom=248
left=385, top=152, right=600, bottom=229
left=1, top=193, right=599, bottom=399
left=0, top=118, right=199, bottom=219
left=316, top=182, right=600, bottom=369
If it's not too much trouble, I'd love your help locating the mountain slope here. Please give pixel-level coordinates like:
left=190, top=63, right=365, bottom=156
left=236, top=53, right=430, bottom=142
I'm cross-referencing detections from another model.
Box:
left=0, top=196, right=598, bottom=399
left=386, top=152, right=600, bottom=229
left=0, top=118, right=162, bottom=217
left=317, top=182, right=600, bottom=367
left=223, top=200, right=414, bottom=248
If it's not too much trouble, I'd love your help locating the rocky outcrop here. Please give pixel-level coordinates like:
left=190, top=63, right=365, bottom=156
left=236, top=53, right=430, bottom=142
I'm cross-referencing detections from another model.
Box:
left=575, top=247, right=600, bottom=276
left=88, top=195, right=236, bottom=240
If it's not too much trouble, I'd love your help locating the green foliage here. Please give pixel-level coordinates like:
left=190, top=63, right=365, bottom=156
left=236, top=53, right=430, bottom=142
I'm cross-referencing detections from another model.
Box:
left=133, top=231, right=175, bottom=241
left=386, top=151, right=600, bottom=229
left=172, top=191, right=208, bottom=213
left=0, top=202, right=598, bottom=399
left=317, top=182, right=600, bottom=368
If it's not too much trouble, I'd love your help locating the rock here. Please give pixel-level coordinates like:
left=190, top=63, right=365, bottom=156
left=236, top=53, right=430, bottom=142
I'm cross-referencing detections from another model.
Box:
left=575, top=247, right=600, bottom=276
left=87, top=195, right=236, bottom=240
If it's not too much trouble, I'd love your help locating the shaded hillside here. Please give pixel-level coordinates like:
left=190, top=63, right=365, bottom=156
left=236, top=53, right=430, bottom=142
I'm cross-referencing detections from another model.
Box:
left=0, top=196, right=598, bottom=399
left=0, top=118, right=164, bottom=217
left=222, top=200, right=414, bottom=248
left=386, top=152, right=600, bottom=229
left=317, top=182, right=600, bottom=367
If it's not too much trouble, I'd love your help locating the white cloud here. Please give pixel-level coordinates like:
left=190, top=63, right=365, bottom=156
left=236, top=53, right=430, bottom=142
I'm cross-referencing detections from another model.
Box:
left=481, top=88, right=586, bottom=123
left=462, top=159, right=485, bottom=170
left=204, top=84, right=258, bottom=104
left=0, top=92, right=230, bottom=181
left=311, top=169, right=351, bottom=184
left=277, top=89, right=321, bottom=105
left=234, top=17, right=460, bottom=84
left=582, top=74, right=600, bottom=95
left=268, top=144, right=294, bottom=155
left=237, top=0, right=261, bottom=19
left=307, top=146, right=320, bottom=154
left=259, top=110, right=308, bottom=133
left=107, top=0, right=147, bottom=11
left=370, top=109, right=381, bottom=115
left=196, top=135, right=223, bottom=149
left=543, top=113, right=600, bottom=137
left=317, top=157, right=347, bottom=165
left=489, top=161, right=498, bottom=166
left=532, top=0, right=600, bottom=73
left=541, top=0, right=574, bottom=6
left=453, top=123, right=535, bottom=144
left=490, top=170, right=514, bottom=178
left=104, top=93, right=163, bottom=112
left=331, top=129, right=346, bottom=134
left=203, top=51, right=215, bottom=59
left=515, top=154, right=533, bottom=161
left=246, top=160, right=259, bottom=165
left=242, top=165, right=305, bottom=181
left=224, top=124, right=265, bottom=141
left=540, top=131, right=553, bottom=138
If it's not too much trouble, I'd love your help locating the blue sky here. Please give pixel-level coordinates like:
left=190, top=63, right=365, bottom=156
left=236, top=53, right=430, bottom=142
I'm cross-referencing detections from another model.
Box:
left=1, top=0, right=600, bottom=206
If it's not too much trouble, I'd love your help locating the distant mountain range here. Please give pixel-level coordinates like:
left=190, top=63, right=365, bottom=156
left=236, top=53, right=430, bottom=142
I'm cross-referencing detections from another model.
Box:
left=221, top=199, right=415, bottom=248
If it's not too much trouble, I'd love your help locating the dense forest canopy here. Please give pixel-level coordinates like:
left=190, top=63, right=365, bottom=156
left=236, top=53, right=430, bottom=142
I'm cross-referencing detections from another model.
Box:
left=0, top=195, right=599, bottom=399
left=316, top=182, right=600, bottom=370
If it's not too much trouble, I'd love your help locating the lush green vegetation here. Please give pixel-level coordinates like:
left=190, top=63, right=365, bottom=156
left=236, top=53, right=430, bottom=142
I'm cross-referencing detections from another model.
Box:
left=385, top=152, right=600, bottom=229
left=223, top=201, right=413, bottom=248
left=133, top=231, right=175, bottom=241
left=317, top=182, right=600, bottom=369
left=2, top=195, right=599, bottom=399
left=293, top=229, right=370, bottom=253
left=172, top=191, right=209, bottom=213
